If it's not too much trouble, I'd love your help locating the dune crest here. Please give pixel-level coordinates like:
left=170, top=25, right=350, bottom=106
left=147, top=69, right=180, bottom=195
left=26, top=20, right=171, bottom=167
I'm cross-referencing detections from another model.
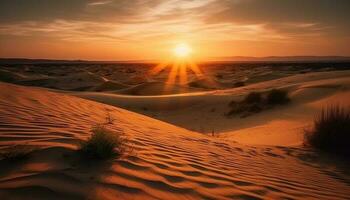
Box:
left=75, top=70, right=350, bottom=145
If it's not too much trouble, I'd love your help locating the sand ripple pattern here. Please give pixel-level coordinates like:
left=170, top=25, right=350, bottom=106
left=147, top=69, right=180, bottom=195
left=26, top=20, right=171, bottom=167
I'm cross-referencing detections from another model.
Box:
left=0, top=83, right=349, bottom=200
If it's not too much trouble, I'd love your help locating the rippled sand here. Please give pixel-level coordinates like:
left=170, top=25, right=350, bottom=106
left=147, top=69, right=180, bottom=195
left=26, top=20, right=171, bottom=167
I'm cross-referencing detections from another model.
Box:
left=0, top=82, right=349, bottom=199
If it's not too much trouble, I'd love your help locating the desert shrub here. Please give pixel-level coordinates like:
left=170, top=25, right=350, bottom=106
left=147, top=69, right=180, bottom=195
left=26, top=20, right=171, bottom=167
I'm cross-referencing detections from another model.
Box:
left=0, top=145, right=35, bottom=161
left=227, top=89, right=290, bottom=117
left=227, top=93, right=263, bottom=116
left=228, top=102, right=262, bottom=116
left=243, top=92, right=262, bottom=104
left=227, top=101, right=244, bottom=115
left=105, top=112, right=115, bottom=124
left=266, top=89, right=290, bottom=105
left=79, top=125, right=127, bottom=159
left=304, top=105, right=350, bottom=155
left=246, top=103, right=263, bottom=113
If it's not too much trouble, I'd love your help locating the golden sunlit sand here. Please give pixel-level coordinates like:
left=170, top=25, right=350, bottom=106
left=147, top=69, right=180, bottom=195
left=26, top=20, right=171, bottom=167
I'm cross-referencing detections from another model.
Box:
left=0, top=64, right=350, bottom=200
left=0, top=81, right=349, bottom=200
left=1, top=0, right=350, bottom=199
left=75, top=70, right=350, bottom=146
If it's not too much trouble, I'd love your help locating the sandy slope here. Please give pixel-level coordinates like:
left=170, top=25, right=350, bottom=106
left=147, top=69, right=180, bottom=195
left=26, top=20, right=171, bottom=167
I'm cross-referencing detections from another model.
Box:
left=0, top=82, right=349, bottom=200
left=74, top=70, right=350, bottom=146
left=115, top=81, right=203, bottom=95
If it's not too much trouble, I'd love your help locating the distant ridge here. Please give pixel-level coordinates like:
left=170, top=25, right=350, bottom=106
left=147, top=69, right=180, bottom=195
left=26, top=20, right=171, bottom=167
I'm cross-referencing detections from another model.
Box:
left=212, top=56, right=350, bottom=62
left=1, top=56, right=350, bottom=65
left=0, top=58, right=155, bottom=65
left=0, top=58, right=88, bottom=65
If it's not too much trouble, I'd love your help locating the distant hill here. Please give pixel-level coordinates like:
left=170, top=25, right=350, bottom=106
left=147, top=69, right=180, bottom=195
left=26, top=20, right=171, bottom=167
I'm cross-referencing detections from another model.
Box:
left=0, top=58, right=88, bottom=65
left=1, top=56, right=350, bottom=65
left=213, top=56, right=350, bottom=62
left=0, top=58, right=154, bottom=65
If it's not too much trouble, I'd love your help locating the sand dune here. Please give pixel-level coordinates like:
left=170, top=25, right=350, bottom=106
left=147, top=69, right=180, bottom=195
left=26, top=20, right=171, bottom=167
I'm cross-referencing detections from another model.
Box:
left=0, top=69, right=109, bottom=91
left=0, top=82, right=349, bottom=199
left=0, top=69, right=27, bottom=82
left=188, top=77, right=225, bottom=89
left=75, top=70, right=350, bottom=146
left=116, top=81, right=202, bottom=96
left=92, top=80, right=129, bottom=92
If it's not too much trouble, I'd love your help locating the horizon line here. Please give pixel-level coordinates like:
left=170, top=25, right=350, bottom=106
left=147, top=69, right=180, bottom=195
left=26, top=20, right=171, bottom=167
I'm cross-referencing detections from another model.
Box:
left=1, top=55, right=350, bottom=64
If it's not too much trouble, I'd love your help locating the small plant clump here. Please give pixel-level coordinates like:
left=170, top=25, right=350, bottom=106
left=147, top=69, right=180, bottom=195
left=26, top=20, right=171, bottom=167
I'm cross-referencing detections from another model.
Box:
left=0, top=145, right=35, bottom=161
left=304, top=105, right=350, bottom=156
left=243, top=92, right=262, bottom=104
left=79, top=125, right=127, bottom=159
left=227, top=101, right=262, bottom=116
left=227, top=89, right=290, bottom=117
left=266, top=89, right=290, bottom=105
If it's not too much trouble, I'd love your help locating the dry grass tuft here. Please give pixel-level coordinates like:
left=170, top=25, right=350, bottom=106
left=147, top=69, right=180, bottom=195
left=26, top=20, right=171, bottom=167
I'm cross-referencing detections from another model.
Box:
left=266, top=89, right=290, bottom=105
left=227, top=89, right=290, bottom=117
left=79, top=125, right=127, bottom=159
left=304, top=105, right=350, bottom=156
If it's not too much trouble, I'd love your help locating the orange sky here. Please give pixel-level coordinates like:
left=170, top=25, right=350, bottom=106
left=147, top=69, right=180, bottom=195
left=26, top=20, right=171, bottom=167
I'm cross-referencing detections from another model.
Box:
left=0, top=0, right=349, bottom=61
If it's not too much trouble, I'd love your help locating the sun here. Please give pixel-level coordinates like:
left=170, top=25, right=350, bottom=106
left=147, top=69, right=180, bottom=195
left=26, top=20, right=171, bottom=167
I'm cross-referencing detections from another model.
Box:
left=173, top=43, right=192, bottom=58
left=148, top=42, right=204, bottom=89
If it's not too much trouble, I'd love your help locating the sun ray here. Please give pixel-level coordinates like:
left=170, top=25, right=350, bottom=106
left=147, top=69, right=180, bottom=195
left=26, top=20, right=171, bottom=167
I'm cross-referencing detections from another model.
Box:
left=147, top=43, right=214, bottom=93
left=149, top=62, right=169, bottom=76
left=188, top=60, right=203, bottom=77
left=179, top=61, right=188, bottom=85
left=164, top=62, right=179, bottom=92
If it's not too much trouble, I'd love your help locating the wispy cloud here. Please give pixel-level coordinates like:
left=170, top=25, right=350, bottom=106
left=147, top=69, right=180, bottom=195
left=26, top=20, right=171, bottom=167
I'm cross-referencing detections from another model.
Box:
left=0, top=0, right=349, bottom=58
left=87, top=1, right=114, bottom=6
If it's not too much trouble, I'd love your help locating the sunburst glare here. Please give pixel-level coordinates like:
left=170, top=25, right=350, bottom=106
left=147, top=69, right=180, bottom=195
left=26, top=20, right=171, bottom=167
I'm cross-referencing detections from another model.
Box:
left=173, top=43, right=192, bottom=58
left=149, top=43, right=205, bottom=92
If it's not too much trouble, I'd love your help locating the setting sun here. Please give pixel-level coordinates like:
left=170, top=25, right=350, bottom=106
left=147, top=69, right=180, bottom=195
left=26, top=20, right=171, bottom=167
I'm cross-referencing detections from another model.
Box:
left=173, top=43, right=192, bottom=58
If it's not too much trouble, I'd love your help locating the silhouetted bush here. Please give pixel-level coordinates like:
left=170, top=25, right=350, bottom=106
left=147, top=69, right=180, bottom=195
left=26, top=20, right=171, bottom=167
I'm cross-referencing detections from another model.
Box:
left=227, top=92, right=263, bottom=116
left=228, top=101, right=262, bottom=116
left=0, top=145, right=35, bottom=161
left=227, top=89, right=290, bottom=117
left=243, top=92, right=262, bottom=104
left=304, top=105, right=350, bottom=156
left=79, top=125, right=127, bottom=159
left=266, top=89, right=290, bottom=105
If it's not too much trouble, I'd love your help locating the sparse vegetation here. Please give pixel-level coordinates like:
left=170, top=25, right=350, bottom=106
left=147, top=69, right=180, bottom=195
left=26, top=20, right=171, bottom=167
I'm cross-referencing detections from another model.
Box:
left=227, top=89, right=290, bottom=117
left=304, top=105, right=350, bottom=156
left=0, top=145, right=35, bottom=161
left=243, top=92, right=262, bottom=104
left=79, top=125, right=127, bottom=159
left=266, top=89, right=290, bottom=105
left=105, top=112, right=115, bottom=124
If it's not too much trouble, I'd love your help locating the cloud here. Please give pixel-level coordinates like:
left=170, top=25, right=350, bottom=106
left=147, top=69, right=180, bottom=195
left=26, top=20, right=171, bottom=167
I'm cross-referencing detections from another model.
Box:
left=87, top=1, right=114, bottom=6
left=203, top=0, right=350, bottom=31
left=0, top=0, right=349, bottom=52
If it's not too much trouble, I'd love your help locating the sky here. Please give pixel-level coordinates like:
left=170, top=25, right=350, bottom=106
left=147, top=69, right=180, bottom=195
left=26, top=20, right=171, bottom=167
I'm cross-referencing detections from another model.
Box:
left=0, top=0, right=349, bottom=61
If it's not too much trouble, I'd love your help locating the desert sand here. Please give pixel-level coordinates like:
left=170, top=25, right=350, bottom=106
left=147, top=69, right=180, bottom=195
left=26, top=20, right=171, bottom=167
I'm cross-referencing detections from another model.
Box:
left=0, top=64, right=350, bottom=199
left=2, top=0, right=350, bottom=199
left=0, top=67, right=350, bottom=199
left=75, top=70, right=350, bottom=146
